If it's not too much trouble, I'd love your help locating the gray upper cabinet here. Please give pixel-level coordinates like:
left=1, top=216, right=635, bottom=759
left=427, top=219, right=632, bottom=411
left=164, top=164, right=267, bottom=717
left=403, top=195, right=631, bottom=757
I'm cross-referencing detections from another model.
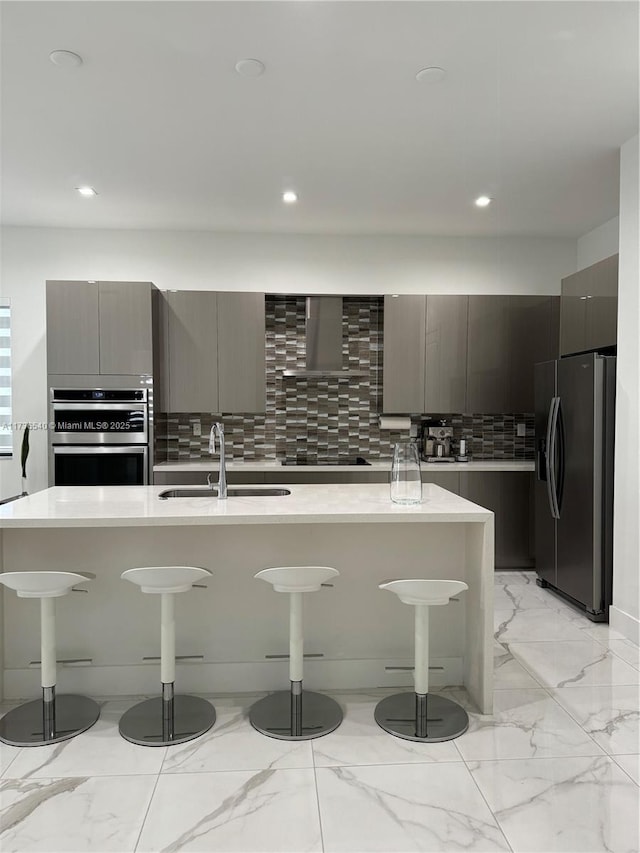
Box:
left=47, top=280, right=155, bottom=376
left=507, top=296, right=559, bottom=412
left=162, top=291, right=219, bottom=413
left=425, top=295, right=468, bottom=412
left=466, top=296, right=511, bottom=412
left=98, top=281, right=154, bottom=375
left=585, top=255, right=618, bottom=350
left=159, top=291, right=266, bottom=413
left=47, top=281, right=100, bottom=375
left=383, top=294, right=467, bottom=413
left=561, top=254, right=618, bottom=356
left=382, top=296, right=426, bottom=412
left=384, top=293, right=555, bottom=414
left=559, top=270, right=588, bottom=357
left=217, top=292, right=266, bottom=412
left=467, top=295, right=559, bottom=413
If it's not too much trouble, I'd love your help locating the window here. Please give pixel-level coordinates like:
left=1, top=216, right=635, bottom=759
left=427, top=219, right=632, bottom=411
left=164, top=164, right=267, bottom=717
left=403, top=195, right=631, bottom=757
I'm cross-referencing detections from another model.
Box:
left=0, top=299, right=11, bottom=456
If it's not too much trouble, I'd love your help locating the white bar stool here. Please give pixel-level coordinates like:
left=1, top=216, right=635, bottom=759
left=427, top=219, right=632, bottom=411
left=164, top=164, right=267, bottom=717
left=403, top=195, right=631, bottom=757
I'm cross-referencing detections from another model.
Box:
left=118, top=566, right=216, bottom=747
left=0, top=571, right=100, bottom=747
left=375, top=579, right=470, bottom=742
left=249, top=566, right=343, bottom=740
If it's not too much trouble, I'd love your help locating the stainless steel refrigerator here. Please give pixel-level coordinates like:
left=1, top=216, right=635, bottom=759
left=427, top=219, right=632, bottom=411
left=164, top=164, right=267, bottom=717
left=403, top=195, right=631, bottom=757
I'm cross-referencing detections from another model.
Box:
left=534, top=353, right=616, bottom=621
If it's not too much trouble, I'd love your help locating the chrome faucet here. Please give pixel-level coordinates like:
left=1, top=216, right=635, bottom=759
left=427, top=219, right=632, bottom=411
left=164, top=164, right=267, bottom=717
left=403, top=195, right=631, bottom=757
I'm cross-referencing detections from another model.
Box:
left=208, top=422, right=227, bottom=499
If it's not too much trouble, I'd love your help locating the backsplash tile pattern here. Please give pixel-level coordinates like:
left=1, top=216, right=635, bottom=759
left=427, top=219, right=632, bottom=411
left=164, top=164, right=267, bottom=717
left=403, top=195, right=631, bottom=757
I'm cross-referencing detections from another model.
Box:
left=451, top=413, right=535, bottom=461
left=155, top=296, right=535, bottom=462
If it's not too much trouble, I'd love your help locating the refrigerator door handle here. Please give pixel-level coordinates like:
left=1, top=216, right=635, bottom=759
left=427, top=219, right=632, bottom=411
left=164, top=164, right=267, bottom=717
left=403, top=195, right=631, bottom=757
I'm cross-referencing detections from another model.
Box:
left=548, top=396, right=561, bottom=520
left=556, top=398, right=565, bottom=517
left=545, top=397, right=557, bottom=518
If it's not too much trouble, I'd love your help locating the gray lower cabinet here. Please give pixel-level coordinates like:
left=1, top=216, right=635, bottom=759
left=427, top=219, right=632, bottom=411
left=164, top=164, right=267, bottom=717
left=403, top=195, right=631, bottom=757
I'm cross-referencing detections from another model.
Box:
left=46, top=280, right=155, bottom=376
left=154, top=471, right=266, bottom=486
left=159, top=291, right=266, bottom=413
left=153, top=469, right=460, bottom=487
left=561, top=254, right=618, bottom=356
left=459, top=471, right=534, bottom=569
left=152, top=467, right=531, bottom=571
left=154, top=470, right=385, bottom=486
left=421, top=471, right=460, bottom=493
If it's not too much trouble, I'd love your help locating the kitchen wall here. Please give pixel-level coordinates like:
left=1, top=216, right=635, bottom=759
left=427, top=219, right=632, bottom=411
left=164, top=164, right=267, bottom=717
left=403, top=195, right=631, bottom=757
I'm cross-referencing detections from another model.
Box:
left=155, top=296, right=535, bottom=462
left=576, top=217, right=619, bottom=269
left=0, top=227, right=575, bottom=294
left=0, top=227, right=575, bottom=496
left=611, top=134, right=639, bottom=644
left=574, top=163, right=639, bottom=645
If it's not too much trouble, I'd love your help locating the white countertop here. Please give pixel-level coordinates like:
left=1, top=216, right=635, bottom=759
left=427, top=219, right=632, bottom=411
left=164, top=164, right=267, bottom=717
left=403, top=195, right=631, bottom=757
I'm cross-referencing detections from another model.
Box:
left=153, top=459, right=535, bottom=473
left=0, top=483, right=492, bottom=529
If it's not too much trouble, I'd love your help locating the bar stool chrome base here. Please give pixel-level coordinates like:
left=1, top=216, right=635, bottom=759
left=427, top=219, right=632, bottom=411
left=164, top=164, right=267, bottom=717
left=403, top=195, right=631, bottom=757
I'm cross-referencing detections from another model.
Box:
left=250, top=684, right=342, bottom=741
left=0, top=688, right=100, bottom=747
left=374, top=691, right=469, bottom=742
left=119, top=688, right=215, bottom=747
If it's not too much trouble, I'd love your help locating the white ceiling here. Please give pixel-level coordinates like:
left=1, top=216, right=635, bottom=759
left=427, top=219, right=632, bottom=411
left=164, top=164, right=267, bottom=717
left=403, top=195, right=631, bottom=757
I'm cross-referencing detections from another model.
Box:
left=1, top=1, right=638, bottom=237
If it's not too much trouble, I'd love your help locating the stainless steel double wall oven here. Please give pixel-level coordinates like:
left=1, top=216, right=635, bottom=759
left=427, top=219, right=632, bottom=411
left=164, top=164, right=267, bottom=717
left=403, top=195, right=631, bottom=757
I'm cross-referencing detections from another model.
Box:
left=49, top=381, right=153, bottom=486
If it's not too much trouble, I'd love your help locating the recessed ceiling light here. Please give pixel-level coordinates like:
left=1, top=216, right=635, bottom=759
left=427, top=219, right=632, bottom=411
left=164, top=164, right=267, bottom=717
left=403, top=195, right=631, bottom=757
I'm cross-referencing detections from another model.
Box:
left=235, top=58, right=265, bottom=78
left=49, top=50, right=83, bottom=68
left=282, top=191, right=298, bottom=204
left=87, top=280, right=96, bottom=284
left=474, top=195, right=492, bottom=208
left=391, top=294, right=400, bottom=298
left=415, top=66, right=447, bottom=84
left=76, top=186, right=97, bottom=197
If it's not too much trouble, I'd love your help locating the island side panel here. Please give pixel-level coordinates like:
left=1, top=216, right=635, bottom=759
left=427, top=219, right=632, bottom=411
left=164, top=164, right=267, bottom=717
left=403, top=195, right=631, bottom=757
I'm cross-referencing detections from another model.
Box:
left=0, top=530, right=3, bottom=702
left=464, top=516, right=495, bottom=714
left=2, top=521, right=488, bottom=708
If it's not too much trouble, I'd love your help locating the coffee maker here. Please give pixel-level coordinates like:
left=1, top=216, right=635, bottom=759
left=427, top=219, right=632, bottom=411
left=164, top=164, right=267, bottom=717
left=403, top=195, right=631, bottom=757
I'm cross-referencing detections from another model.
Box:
left=421, top=419, right=455, bottom=462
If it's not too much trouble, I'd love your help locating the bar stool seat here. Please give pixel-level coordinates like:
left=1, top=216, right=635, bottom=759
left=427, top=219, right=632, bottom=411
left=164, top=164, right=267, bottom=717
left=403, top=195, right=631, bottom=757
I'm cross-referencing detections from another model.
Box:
left=0, top=571, right=92, bottom=598
left=255, top=566, right=337, bottom=593
left=118, top=566, right=216, bottom=747
left=121, top=566, right=208, bottom=595
left=381, top=579, right=468, bottom=607
left=0, top=571, right=100, bottom=747
left=249, top=566, right=343, bottom=740
left=375, top=578, right=470, bottom=743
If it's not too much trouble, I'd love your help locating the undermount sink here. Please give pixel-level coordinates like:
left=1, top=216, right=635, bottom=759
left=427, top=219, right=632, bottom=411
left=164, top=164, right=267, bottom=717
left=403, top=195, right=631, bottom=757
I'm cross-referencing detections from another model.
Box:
left=158, top=487, right=291, bottom=499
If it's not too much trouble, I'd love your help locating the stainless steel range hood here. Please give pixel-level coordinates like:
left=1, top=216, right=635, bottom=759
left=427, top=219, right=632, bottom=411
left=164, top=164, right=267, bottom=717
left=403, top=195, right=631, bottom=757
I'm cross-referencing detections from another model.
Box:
left=282, top=296, right=367, bottom=378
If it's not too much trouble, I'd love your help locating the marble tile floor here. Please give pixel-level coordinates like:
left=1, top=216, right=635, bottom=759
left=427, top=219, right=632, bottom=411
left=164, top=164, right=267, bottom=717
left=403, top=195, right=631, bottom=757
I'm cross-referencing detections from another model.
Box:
left=1, top=571, right=638, bottom=853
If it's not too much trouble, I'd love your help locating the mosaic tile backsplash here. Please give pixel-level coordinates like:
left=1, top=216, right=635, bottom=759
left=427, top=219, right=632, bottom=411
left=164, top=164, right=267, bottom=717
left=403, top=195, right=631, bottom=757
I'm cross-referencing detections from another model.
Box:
left=155, top=296, right=535, bottom=462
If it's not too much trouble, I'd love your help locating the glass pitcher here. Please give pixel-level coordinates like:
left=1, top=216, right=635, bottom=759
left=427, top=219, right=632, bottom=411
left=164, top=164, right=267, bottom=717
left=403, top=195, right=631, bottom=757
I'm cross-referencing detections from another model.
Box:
left=390, top=440, right=422, bottom=505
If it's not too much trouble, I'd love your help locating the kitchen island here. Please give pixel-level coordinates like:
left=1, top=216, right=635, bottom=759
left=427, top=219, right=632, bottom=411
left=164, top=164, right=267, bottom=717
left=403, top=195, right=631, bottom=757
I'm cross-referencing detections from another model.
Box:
left=0, top=483, right=494, bottom=712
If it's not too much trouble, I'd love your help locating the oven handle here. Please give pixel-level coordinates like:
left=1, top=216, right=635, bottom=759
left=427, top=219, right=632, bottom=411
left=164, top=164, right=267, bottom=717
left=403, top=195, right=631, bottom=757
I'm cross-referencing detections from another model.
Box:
left=52, top=434, right=148, bottom=445
left=52, top=446, right=147, bottom=454
left=52, top=402, right=147, bottom=412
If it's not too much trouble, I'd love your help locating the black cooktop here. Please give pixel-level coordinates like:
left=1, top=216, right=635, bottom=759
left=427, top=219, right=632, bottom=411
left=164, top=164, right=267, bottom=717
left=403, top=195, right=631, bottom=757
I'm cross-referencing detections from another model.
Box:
left=280, top=456, right=371, bottom=466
